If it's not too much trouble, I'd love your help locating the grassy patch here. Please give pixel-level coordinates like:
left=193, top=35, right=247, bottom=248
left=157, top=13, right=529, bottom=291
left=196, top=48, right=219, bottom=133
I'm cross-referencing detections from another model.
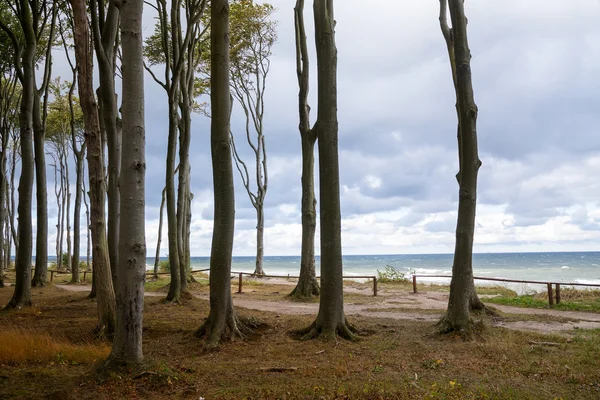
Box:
left=2, top=278, right=600, bottom=399
left=0, top=327, right=109, bottom=364
left=484, top=288, right=600, bottom=312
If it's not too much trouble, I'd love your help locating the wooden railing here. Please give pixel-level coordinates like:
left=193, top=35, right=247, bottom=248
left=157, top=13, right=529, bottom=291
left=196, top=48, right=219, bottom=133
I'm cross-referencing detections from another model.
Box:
left=231, top=271, right=378, bottom=296
left=412, top=274, right=600, bottom=305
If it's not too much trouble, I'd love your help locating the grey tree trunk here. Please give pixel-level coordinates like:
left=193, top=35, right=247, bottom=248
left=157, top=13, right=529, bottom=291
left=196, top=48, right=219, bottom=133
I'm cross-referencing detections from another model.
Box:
left=2, top=0, right=38, bottom=309
left=71, top=152, right=85, bottom=283
left=31, top=6, right=57, bottom=287
left=296, top=0, right=355, bottom=340
left=196, top=0, right=250, bottom=348
left=70, top=0, right=116, bottom=334
left=90, top=0, right=121, bottom=286
left=177, top=100, right=191, bottom=293
left=154, top=188, right=166, bottom=280
left=290, top=0, right=319, bottom=298
left=165, top=95, right=181, bottom=302
left=0, top=132, right=7, bottom=288
left=438, top=0, right=485, bottom=332
left=254, top=207, right=265, bottom=275
left=107, top=0, right=146, bottom=366
left=32, top=92, right=49, bottom=286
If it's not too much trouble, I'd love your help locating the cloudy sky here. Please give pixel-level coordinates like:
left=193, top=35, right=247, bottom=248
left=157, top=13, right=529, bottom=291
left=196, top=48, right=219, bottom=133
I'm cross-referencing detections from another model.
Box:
left=44, top=0, right=600, bottom=257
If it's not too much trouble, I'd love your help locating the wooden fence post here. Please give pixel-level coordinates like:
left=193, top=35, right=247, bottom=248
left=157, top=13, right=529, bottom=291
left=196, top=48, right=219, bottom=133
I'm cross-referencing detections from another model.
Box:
left=547, top=283, right=554, bottom=306
left=238, top=273, right=243, bottom=294
left=412, top=275, right=417, bottom=294
left=373, top=277, right=377, bottom=296
left=50, top=271, right=54, bottom=282
left=555, top=283, right=561, bottom=304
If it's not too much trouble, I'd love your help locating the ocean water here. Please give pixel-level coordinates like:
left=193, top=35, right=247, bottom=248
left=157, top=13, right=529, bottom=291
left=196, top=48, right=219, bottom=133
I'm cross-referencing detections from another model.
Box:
left=147, top=252, right=600, bottom=293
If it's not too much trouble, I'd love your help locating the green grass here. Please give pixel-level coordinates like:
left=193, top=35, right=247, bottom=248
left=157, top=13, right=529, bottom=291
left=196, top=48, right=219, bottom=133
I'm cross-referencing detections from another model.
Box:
left=484, top=292, right=600, bottom=312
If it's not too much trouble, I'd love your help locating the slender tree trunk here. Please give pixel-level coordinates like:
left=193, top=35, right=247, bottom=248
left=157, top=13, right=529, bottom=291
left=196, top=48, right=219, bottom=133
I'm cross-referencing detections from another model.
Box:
left=154, top=188, right=166, bottom=280
left=58, top=154, right=66, bottom=271
left=53, top=162, right=63, bottom=271
left=70, top=0, right=116, bottom=334
left=0, top=140, right=6, bottom=288
left=7, top=21, right=36, bottom=309
left=439, top=0, right=485, bottom=332
left=9, top=138, right=17, bottom=256
left=107, top=0, right=146, bottom=366
left=90, top=0, right=121, bottom=287
left=254, top=206, right=265, bottom=275
left=165, top=97, right=181, bottom=302
left=31, top=93, right=48, bottom=286
left=290, top=0, right=319, bottom=298
left=65, top=153, right=71, bottom=272
left=291, top=136, right=319, bottom=297
left=297, top=0, right=354, bottom=340
left=177, top=111, right=190, bottom=292
left=196, top=0, right=250, bottom=348
left=71, top=152, right=85, bottom=283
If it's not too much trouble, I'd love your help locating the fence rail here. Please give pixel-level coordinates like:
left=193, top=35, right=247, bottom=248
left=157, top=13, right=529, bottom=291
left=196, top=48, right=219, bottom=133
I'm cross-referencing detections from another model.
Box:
left=412, top=274, right=600, bottom=306
left=3, top=268, right=378, bottom=296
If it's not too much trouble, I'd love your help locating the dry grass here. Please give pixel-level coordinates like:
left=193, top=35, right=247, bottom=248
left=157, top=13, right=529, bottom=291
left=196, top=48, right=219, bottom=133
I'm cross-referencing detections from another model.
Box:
left=0, top=326, right=110, bottom=364
left=1, top=283, right=600, bottom=399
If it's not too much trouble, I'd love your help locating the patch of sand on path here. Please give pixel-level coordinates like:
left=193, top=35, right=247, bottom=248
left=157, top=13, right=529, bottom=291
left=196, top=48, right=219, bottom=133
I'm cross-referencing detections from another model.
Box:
left=55, top=284, right=600, bottom=335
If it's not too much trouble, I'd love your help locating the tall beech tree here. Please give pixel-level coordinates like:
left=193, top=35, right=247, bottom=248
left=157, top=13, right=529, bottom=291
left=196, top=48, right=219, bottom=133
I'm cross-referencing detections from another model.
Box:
left=0, top=33, right=19, bottom=289
left=59, top=20, right=87, bottom=283
left=229, top=0, right=277, bottom=277
left=90, top=0, right=121, bottom=283
left=144, top=0, right=207, bottom=301
left=107, top=0, right=146, bottom=366
left=438, top=0, right=486, bottom=332
left=31, top=4, right=57, bottom=288
left=1, top=0, right=40, bottom=307
left=296, top=0, right=355, bottom=339
left=69, top=0, right=116, bottom=334
left=289, top=0, right=319, bottom=298
left=196, top=0, right=251, bottom=348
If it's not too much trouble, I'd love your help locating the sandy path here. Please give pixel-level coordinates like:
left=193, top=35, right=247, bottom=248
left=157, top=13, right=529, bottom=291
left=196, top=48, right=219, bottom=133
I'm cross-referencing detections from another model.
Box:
left=55, top=284, right=600, bottom=334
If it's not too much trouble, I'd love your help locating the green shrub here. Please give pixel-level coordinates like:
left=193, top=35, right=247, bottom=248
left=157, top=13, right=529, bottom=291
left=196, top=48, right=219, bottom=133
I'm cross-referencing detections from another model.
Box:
left=376, top=265, right=408, bottom=283
left=159, top=259, right=170, bottom=273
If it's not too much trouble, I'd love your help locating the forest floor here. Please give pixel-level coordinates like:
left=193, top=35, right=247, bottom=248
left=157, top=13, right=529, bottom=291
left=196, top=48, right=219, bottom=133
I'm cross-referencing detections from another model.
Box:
left=1, top=276, right=600, bottom=399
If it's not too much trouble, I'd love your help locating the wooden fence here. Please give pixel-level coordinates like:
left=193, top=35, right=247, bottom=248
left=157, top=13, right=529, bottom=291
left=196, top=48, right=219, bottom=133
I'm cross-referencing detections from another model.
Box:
left=412, top=274, right=600, bottom=305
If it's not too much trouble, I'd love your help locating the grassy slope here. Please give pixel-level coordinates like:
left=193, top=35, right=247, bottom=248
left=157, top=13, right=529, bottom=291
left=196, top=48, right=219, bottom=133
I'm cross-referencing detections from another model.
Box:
left=0, top=282, right=599, bottom=399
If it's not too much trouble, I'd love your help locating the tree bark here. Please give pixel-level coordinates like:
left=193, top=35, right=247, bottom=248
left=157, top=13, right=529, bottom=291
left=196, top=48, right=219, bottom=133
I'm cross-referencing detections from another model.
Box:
left=165, top=94, right=181, bottom=302
left=154, top=188, right=166, bottom=280
left=4, top=0, right=37, bottom=309
left=71, top=151, right=85, bottom=283
left=31, top=6, right=58, bottom=287
left=297, top=0, right=354, bottom=340
left=91, top=0, right=121, bottom=287
left=0, top=132, right=7, bottom=288
left=106, top=0, right=146, bottom=367
left=254, top=206, right=265, bottom=275
left=438, top=0, right=485, bottom=332
left=290, top=0, right=319, bottom=299
left=70, top=0, right=116, bottom=334
left=196, top=0, right=250, bottom=348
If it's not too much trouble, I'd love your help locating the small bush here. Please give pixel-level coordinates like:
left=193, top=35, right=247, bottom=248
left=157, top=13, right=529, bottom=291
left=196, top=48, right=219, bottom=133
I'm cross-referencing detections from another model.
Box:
left=376, top=265, right=408, bottom=283
left=159, top=259, right=170, bottom=273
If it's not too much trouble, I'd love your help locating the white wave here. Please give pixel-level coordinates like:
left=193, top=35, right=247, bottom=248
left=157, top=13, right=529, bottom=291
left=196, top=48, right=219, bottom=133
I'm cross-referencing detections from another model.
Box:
left=575, top=279, right=600, bottom=285
left=561, top=266, right=570, bottom=269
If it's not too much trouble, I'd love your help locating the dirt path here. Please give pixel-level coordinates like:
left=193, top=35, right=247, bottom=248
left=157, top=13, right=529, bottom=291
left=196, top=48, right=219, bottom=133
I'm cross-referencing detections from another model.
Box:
left=56, top=284, right=600, bottom=334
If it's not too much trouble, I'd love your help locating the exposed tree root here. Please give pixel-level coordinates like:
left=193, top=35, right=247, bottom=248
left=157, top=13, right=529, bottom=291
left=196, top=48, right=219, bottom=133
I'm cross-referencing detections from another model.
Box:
left=31, top=278, right=47, bottom=288
left=195, top=312, right=257, bottom=350
left=436, top=314, right=486, bottom=339
left=288, top=279, right=320, bottom=300
left=292, top=317, right=358, bottom=341
left=4, top=298, right=32, bottom=310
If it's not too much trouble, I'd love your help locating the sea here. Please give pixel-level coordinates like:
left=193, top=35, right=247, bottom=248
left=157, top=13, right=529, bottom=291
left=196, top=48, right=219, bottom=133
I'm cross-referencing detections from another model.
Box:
left=145, top=251, right=600, bottom=294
